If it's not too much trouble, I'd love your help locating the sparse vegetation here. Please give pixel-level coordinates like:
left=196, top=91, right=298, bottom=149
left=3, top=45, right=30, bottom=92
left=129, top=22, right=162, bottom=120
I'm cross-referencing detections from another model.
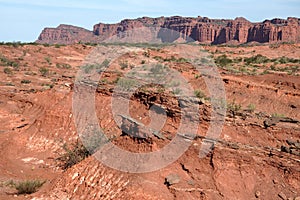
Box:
left=56, top=63, right=71, bottom=69
left=194, top=74, right=200, bottom=79
left=119, top=61, right=129, bottom=69
left=39, top=67, right=49, bottom=76
left=9, top=180, right=45, bottom=195
left=261, top=69, right=270, bottom=75
left=227, top=100, right=242, bottom=117
left=244, top=54, right=269, bottom=64
left=83, top=60, right=110, bottom=74
left=176, top=57, right=189, bottom=63
left=271, top=113, right=285, bottom=118
left=56, top=140, right=91, bottom=170
left=21, top=79, right=31, bottom=84
left=247, top=104, right=256, bottom=113
left=162, top=56, right=189, bottom=63
left=214, top=53, right=300, bottom=76
left=0, top=41, right=38, bottom=46
left=44, top=57, right=52, bottom=65
left=215, top=54, right=233, bottom=67
left=42, top=83, right=54, bottom=89
left=54, top=44, right=65, bottom=48
left=194, top=89, right=206, bottom=99
left=172, top=88, right=182, bottom=95
left=150, top=63, right=167, bottom=75
left=117, top=78, right=137, bottom=91
left=6, top=82, right=15, bottom=86
left=99, top=42, right=171, bottom=49
left=57, top=131, right=106, bottom=170
left=0, top=54, right=19, bottom=67
left=3, top=67, right=12, bottom=74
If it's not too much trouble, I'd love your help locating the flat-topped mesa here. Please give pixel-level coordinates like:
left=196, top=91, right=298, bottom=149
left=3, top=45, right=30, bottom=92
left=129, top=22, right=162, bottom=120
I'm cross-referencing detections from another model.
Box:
left=36, top=16, right=300, bottom=44
left=37, top=24, right=97, bottom=44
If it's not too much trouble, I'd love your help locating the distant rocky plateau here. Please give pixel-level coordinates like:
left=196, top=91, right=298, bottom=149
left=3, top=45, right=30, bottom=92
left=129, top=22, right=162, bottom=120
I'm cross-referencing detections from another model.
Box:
left=37, top=16, right=300, bottom=45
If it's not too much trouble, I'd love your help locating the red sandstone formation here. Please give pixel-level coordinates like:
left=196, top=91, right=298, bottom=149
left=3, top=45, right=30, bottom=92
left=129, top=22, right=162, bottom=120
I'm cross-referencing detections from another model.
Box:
left=37, top=16, right=300, bottom=45
left=37, top=24, right=97, bottom=44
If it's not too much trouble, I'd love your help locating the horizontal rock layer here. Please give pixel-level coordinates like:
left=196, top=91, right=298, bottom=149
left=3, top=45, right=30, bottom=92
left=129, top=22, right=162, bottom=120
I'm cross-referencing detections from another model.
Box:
left=37, top=16, right=300, bottom=44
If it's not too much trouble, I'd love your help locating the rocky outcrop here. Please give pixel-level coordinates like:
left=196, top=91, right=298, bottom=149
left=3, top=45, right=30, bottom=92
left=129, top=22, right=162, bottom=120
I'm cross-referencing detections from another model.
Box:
left=247, top=17, right=300, bottom=43
left=37, top=24, right=98, bottom=44
left=36, top=16, right=300, bottom=44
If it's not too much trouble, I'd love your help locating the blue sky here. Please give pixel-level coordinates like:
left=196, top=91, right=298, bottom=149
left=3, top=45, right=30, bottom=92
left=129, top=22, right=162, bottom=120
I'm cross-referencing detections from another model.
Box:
left=0, top=0, right=299, bottom=42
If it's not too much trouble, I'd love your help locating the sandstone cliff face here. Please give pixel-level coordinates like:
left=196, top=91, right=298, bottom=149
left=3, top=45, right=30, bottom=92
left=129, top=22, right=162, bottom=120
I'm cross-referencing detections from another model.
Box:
left=247, top=18, right=300, bottom=43
left=37, top=24, right=98, bottom=44
left=36, top=16, right=300, bottom=44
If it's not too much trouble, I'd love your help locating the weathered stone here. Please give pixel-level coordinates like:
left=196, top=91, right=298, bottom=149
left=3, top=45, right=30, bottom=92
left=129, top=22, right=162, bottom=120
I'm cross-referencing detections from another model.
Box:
left=278, top=192, right=287, bottom=200
left=165, top=174, right=181, bottom=186
left=255, top=191, right=261, bottom=198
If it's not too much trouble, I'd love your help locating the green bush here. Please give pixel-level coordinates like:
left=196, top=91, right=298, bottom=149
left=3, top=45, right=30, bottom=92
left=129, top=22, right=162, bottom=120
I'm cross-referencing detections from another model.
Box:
left=227, top=100, right=242, bottom=117
left=56, top=63, right=71, bottom=69
left=200, top=57, right=211, bottom=64
left=244, top=54, right=269, bottom=64
left=119, top=61, right=128, bottom=69
left=271, top=57, right=300, bottom=64
left=271, top=113, right=285, bottom=118
left=44, top=57, right=51, bottom=64
left=163, top=56, right=188, bottom=63
left=215, top=55, right=233, bottom=67
left=81, top=60, right=110, bottom=74
left=153, top=56, right=163, bottom=62
left=42, top=83, right=54, bottom=89
left=247, top=104, right=256, bottom=113
left=39, top=67, right=49, bottom=76
left=54, top=44, right=65, bottom=48
left=290, top=66, right=299, bottom=74
left=4, top=67, right=12, bottom=74
left=194, top=90, right=206, bottom=99
left=117, top=78, right=137, bottom=91
left=261, top=69, right=270, bottom=75
left=6, top=82, right=14, bottom=86
left=0, top=54, right=19, bottom=67
left=14, top=180, right=45, bottom=194
left=194, top=74, right=200, bottom=79
left=172, top=88, right=182, bottom=95
left=270, top=65, right=277, bottom=71
left=56, top=140, right=91, bottom=170
left=176, top=57, right=189, bottom=63
left=0, top=42, right=38, bottom=46
left=150, top=63, right=166, bottom=74
left=21, top=80, right=31, bottom=84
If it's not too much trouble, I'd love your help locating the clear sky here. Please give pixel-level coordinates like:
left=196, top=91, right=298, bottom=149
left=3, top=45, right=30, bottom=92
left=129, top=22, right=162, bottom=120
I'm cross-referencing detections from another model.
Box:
left=0, top=0, right=299, bottom=42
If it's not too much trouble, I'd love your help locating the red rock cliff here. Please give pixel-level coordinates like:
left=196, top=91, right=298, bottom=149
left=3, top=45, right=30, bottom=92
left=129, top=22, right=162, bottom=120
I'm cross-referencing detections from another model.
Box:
left=37, top=24, right=97, bottom=44
left=37, top=16, right=300, bottom=44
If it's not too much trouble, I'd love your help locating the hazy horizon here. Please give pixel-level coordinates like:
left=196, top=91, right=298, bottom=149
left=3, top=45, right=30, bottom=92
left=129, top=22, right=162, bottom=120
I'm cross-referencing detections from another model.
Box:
left=0, top=0, right=299, bottom=42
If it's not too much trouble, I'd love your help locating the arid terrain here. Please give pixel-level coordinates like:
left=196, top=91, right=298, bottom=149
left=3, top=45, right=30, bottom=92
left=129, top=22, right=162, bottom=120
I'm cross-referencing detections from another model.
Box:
left=0, top=42, right=299, bottom=200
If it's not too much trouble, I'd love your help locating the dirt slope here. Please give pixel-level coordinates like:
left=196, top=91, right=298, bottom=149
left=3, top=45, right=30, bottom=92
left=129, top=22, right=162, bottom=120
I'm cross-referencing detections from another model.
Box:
left=0, top=43, right=299, bottom=200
